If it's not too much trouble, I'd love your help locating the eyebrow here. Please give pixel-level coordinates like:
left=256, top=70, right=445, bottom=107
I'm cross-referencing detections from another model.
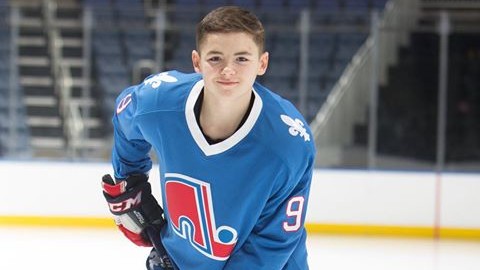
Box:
left=205, top=50, right=253, bottom=56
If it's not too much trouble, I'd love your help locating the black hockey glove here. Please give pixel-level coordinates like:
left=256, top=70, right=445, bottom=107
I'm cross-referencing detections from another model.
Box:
left=101, top=174, right=165, bottom=247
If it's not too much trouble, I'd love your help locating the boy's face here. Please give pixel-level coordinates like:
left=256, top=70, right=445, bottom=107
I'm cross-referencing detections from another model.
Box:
left=192, top=32, right=268, bottom=101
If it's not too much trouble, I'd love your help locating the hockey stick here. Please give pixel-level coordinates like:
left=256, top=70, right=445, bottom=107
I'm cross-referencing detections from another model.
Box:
left=145, top=226, right=174, bottom=270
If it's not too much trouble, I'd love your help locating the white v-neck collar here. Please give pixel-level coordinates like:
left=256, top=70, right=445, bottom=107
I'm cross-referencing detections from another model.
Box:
left=185, top=80, right=263, bottom=156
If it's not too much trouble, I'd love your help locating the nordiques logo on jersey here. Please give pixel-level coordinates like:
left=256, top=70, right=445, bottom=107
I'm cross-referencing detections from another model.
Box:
left=164, top=173, right=238, bottom=261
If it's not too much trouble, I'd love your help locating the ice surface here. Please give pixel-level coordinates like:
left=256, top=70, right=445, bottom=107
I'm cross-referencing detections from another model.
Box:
left=1, top=227, right=480, bottom=270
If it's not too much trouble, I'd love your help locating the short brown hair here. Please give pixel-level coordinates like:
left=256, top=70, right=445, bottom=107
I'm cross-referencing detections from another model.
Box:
left=196, top=6, right=265, bottom=53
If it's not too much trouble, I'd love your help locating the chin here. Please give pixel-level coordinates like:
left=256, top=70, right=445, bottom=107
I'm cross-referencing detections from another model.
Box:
left=215, top=84, right=239, bottom=94
left=217, top=88, right=237, bottom=98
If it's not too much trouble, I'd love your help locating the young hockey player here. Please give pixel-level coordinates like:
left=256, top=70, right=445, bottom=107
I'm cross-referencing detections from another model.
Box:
left=102, top=6, right=315, bottom=269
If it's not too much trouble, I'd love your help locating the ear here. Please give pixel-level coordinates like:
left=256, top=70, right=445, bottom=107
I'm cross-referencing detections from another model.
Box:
left=257, top=52, right=269, bottom=76
left=192, top=50, right=201, bottom=73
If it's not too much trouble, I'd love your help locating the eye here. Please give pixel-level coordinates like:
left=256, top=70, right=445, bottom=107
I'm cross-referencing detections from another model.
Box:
left=207, top=56, right=221, bottom=63
left=237, top=57, right=249, bottom=62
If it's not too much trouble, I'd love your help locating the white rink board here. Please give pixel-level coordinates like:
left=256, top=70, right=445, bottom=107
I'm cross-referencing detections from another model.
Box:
left=307, top=170, right=436, bottom=226
left=0, top=161, right=479, bottom=229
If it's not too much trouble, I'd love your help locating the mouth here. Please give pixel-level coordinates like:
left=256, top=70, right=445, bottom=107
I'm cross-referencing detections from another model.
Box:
left=217, top=80, right=239, bottom=87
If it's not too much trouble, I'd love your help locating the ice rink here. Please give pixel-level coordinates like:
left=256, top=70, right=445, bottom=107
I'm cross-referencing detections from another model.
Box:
left=1, top=227, right=480, bottom=270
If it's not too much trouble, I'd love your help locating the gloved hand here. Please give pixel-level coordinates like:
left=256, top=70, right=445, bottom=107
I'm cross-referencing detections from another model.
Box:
left=101, top=174, right=165, bottom=247
left=146, top=247, right=174, bottom=270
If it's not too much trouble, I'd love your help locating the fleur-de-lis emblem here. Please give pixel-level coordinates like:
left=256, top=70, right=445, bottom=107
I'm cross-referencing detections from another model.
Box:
left=144, top=72, right=178, bottom=89
left=280, top=114, right=310, bottom=142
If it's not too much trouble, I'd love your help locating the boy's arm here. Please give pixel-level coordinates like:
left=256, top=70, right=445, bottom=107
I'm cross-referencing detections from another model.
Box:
left=111, top=88, right=152, bottom=179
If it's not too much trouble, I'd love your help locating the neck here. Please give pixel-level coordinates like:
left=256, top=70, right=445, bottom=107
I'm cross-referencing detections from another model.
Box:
left=199, top=90, right=253, bottom=140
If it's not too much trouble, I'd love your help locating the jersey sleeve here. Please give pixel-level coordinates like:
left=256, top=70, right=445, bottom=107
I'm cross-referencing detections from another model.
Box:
left=223, top=158, right=314, bottom=270
left=111, top=85, right=153, bottom=179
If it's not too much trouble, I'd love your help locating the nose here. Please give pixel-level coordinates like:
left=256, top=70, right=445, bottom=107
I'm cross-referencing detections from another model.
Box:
left=220, top=65, right=235, bottom=76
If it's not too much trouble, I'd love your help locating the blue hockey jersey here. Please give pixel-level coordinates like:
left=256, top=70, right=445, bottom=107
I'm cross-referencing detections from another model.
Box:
left=112, top=71, right=316, bottom=269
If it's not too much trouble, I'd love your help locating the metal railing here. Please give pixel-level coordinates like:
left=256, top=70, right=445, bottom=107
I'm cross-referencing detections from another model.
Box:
left=43, top=0, right=85, bottom=158
left=7, top=7, right=20, bottom=157
left=309, top=0, right=420, bottom=167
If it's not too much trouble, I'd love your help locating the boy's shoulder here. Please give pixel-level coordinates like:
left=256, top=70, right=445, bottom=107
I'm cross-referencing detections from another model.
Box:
left=138, top=70, right=201, bottom=96
left=141, top=71, right=200, bottom=90
left=133, top=70, right=202, bottom=114
left=254, top=83, right=316, bottom=165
